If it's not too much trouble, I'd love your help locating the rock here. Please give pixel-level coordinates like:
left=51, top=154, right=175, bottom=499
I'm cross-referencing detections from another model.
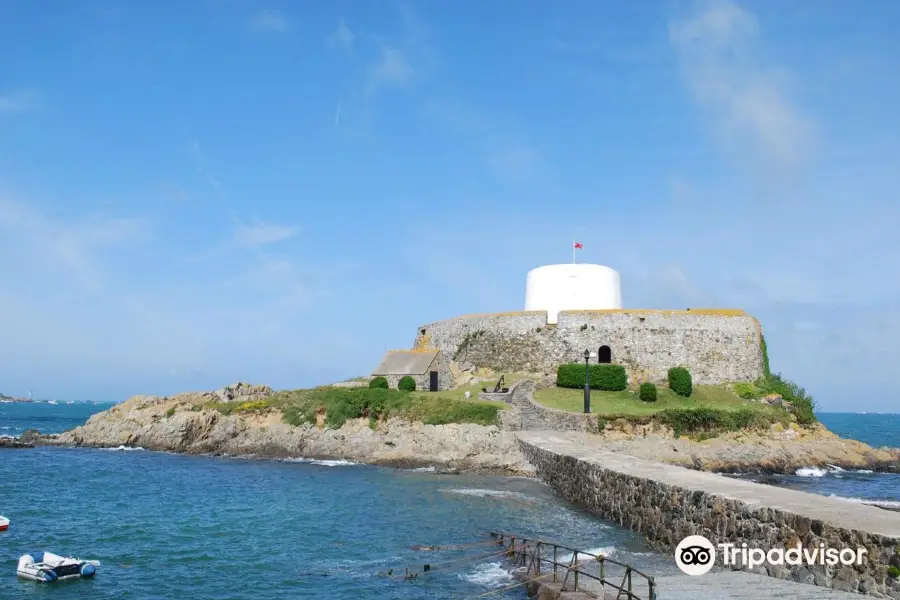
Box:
left=50, top=384, right=536, bottom=476
left=19, top=429, right=43, bottom=444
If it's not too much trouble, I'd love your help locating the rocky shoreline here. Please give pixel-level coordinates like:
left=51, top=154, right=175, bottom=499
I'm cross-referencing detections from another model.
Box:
left=4, top=383, right=899, bottom=479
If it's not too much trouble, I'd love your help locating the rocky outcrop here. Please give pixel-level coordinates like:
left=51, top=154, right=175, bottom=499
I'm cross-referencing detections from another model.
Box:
left=46, top=385, right=534, bottom=476
left=498, top=380, right=900, bottom=474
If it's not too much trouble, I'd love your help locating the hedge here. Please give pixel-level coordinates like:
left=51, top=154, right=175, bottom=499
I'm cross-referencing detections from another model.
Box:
left=556, top=363, right=627, bottom=391
left=667, top=367, right=692, bottom=397
left=639, top=383, right=657, bottom=403
left=655, top=407, right=766, bottom=437
left=397, top=375, right=416, bottom=392
left=369, top=376, right=389, bottom=390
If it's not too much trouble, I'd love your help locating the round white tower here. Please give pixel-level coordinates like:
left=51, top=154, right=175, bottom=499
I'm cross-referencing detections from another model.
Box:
left=524, top=263, right=622, bottom=324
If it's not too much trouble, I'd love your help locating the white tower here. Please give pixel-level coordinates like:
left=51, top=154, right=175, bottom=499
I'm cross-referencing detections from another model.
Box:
left=524, top=263, right=622, bottom=324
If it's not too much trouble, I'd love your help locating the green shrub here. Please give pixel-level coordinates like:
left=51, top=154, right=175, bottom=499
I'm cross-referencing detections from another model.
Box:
left=732, top=382, right=759, bottom=400
left=369, top=376, right=389, bottom=389
left=397, top=376, right=416, bottom=392
left=278, top=386, right=503, bottom=429
left=760, top=334, right=771, bottom=378
left=668, top=367, right=693, bottom=397
left=888, top=566, right=900, bottom=579
left=639, top=383, right=657, bottom=403
left=655, top=408, right=769, bottom=437
left=165, top=407, right=176, bottom=418
left=556, top=364, right=627, bottom=391
left=760, top=373, right=817, bottom=425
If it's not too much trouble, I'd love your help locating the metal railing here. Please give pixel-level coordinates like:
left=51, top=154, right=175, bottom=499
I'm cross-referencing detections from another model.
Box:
left=490, top=531, right=656, bottom=600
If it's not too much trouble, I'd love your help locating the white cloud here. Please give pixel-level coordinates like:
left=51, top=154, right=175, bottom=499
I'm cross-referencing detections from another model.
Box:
left=0, top=89, right=38, bottom=112
left=669, top=0, right=815, bottom=179
left=0, top=196, right=149, bottom=292
left=327, top=19, right=354, bottom=50
left=231, top=222, right=298, bottom=248
left=251, top=9, right=289, bottom=33
left=368, top=47, right=413, bottom=89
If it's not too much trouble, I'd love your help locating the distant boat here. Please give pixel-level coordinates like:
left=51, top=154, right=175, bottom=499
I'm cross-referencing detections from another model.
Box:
left=47, top=400, right=58, bottom=405
left=0, top=516, right=8, bottom=531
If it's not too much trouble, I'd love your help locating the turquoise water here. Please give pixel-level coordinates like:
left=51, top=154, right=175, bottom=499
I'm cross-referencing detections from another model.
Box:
left=1, top=403, right=898, bottom=597
left=0, top=403, right=672, bottom=598
left=769, top=412, right=900, bottom=505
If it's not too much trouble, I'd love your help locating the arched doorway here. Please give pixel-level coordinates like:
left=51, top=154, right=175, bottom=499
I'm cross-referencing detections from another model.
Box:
left=597, top=345, right=612, bottom=364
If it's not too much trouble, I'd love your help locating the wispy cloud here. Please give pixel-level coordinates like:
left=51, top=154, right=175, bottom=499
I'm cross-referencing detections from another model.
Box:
left=0, top=88, right=39, bottom=112
left=231, top=222, right=298, bottom=248
left=367, top=47, right=413, bottom=91
left=669, top=0, right=816, bottom=180
left=187, top=139, right=223, bottom=194
left=251, top=9, right=289, bottom=33
left=0, top=196, right=149, bottom=293
left=327, top=19, right=354, bottom=51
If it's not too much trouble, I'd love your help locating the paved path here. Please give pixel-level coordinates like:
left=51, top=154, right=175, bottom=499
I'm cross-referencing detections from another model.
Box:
left=517, top=431, right=900, bottom=537
left=515, top=430, right=900, bottom=598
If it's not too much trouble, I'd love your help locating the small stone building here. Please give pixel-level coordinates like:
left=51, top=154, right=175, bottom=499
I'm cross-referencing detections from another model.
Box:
left=371, top=349, right=452, bottom=392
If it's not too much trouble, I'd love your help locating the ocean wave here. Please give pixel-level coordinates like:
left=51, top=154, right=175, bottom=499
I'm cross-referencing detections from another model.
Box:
left=828, top=494, right=900, bottom=508
left=460, top=561, right=513, bottom=587
left=99, top=445, right=145, bottom=452
left=795, top=465, right=880, bottom=477
left=283, top=458, right=357, bottom=467
left=557, top=546, right=616, bottom=564
left=440, top=488, right=533, bottom=501
left=408, top=466, right=436, bottom=473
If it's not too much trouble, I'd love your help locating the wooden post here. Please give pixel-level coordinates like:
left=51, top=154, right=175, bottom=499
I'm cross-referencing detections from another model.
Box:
left=574, top=551, right=579, bottom=590
left=553, top=545, right=558, bottom=582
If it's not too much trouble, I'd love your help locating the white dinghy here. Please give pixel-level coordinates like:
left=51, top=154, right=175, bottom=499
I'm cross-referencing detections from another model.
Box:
left=17, top=552, right=99, bottom=582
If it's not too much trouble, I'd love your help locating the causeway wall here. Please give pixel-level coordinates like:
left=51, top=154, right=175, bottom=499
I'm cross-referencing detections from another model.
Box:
left=413, top=310, right=764, bottom=385
left=517, top=431, right=900, bottom=598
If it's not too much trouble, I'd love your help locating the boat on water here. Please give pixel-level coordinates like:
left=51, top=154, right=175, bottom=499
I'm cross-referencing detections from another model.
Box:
left=17, top=552, right=98, bottom=582
left=0, top=516, right=8, bottom=531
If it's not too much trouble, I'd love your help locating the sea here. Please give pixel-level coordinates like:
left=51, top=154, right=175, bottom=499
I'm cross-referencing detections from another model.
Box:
left=0, top=403, right=897, bottom=599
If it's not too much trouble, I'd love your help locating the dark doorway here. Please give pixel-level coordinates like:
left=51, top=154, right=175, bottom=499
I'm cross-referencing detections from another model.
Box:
left=598, top=346, right=612, bottom=364
left=429, top=371, right=439, bottom=392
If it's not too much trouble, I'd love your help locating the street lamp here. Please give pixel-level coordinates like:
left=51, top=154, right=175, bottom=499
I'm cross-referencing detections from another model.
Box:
left=583, top=349, right=592, bottom=413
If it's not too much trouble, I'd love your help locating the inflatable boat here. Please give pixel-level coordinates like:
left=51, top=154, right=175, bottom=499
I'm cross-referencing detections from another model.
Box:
left=0, top=516, right=8, bottom=531
left=17, top=552, right=98, bottom=582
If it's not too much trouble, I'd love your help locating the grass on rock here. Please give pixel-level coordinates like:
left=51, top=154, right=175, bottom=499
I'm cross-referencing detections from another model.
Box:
left=206, top=386, right=507, bottom=429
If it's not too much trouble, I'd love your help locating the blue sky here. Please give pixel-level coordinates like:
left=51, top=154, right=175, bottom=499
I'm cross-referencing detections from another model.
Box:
left=1, top=1, right=898, bottom=410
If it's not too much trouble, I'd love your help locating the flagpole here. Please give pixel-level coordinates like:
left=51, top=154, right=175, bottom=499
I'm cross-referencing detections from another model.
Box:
left=573, top=240, right=576, bottom=264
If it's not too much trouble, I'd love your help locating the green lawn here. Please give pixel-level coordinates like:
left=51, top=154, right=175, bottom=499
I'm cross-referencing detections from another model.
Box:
left=414, top=374, right=535, bottom=404
left=533, top=384, right=784, bottom=418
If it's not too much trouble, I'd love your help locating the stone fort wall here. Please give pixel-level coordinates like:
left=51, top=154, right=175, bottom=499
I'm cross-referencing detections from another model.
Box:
left=413, top=309, right=764, bottom=385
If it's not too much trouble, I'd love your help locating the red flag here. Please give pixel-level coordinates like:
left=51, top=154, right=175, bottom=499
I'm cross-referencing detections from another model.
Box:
left=574, top=242, right=583, bottom=249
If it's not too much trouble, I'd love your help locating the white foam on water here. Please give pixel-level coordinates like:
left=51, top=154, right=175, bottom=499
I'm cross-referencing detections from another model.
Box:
left=461, top=561, right=513, bottom=587
left=854, top=469, right=874, bottom=474
left=411, top=466, right=436, bottom=472
left=99, top=445, right=144, bottom=451
left=795, top=467, right=828, bottom=477
left=283, top=458, right=357, bottom=467
left=441, top=488, right=533, bottom=500
left=557, top=546, right=616, bottom=564
left=828, top=494, right=900, bottom=509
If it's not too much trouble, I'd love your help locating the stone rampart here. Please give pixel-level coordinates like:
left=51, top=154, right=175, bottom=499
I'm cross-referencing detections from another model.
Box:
left=414, top=310, right=763, bottom=384
left=517, top=431, right=900, bottom=598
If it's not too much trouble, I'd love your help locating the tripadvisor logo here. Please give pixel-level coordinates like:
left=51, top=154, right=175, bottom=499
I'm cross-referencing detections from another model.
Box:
left=675, top=535, right=868, bottom=576
left=675, top=535, right=716, bottom=576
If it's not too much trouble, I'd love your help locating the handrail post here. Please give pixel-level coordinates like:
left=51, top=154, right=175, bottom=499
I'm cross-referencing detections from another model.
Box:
left=536, top=542, right=541, bottom=576
left=599, top=556, right=605, bottom=585
left=628, top=568, right=633, bottom=598
left=553, top=545, right=558, bottom=582
left=574, top=551, right=579, bottom=591
left=649, top=576, right=656, bottom=600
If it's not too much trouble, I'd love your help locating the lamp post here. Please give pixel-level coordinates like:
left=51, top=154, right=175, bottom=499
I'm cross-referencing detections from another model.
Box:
left=583, top=349, right=592, bottom=414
